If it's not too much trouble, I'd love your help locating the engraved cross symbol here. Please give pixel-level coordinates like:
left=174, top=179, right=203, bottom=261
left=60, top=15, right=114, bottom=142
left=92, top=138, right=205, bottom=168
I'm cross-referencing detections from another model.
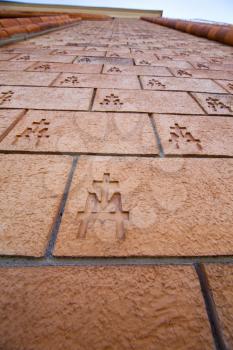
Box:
left=34, top=64, right=51, bottom=71
left=60, top=75, right=79, bottom=85
left=77, top=173, right=129, bottom=240
left=177, top=70, right=192, bottom=77
left=147, top=79, right=166, bottom=88
left=78, top=57, right=91, bottom=63
left=139, top=60, right=151, bottom=65
left=169, top=123, right=202, bottom=150
left=13, top=118, right=50, bottom=146
left=206, top=97, right=232, bottom=113
left=107, top=66, right=122, bottom=73
left=100, top=93, right=123, bottom=106
left=17, top=55, right=30, bottom=61
left=0, top=90, right=14, bottom=105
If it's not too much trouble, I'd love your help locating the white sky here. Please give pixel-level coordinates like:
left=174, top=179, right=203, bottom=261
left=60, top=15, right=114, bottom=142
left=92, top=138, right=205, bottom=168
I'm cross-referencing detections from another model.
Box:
left=6, top=0, right=233, bottom=24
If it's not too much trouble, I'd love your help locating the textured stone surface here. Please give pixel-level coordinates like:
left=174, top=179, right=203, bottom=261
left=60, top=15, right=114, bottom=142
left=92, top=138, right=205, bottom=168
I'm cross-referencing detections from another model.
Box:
left=216, top=80, right=233, bottom=94
left=0, top=154, right=72, bottom=256
left=205, top=264, right=233, bottom=349
left=55, top=156, right=233, bottom=256
left=93, top=89, right=203, bottom=114
left=0, top=109, right=24, bottom=142
left=53, top=73, right=140, bottom=89
left=0, top=266, right=213, bottom=350
left=0, top=86, right=93, bottom=110
left=12, top=53, right=76, bottom=63
left=192, top=93, right=233, bottom=115
left=134, top=58, right=192, bottom=69
left=0, top=71, right=58, bottom=86
left=154, top=114, right=233, bottom=156
left=28, top=62, right=103, bottom=74
left=103, top=64, right=172, bottom=76
left=141, top=76, right=225, bottom=93
left=0, top=110, right=158, bottom=155
left=0, top=60, right=33, bottom=71
left=170, top=68, right=233, bottom=80
left=74, top=56, right=133, bottom=65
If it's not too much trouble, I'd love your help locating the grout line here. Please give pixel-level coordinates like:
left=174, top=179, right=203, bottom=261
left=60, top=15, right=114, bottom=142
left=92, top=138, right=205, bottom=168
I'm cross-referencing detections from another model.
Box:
left=48, top=72, right=63, bottom=87
left=89, top=88, right=97, bottom=111
left=1, top=256, right=233, bottom=268
left=195, top=263, right=228, bottom=350
left=45, top=156, right=78, bottom=258
left=148, top=114, right=165, bottom=157
left=188, top=91, right=208, bottom=114
left=137, top=75, right=143, bottom=90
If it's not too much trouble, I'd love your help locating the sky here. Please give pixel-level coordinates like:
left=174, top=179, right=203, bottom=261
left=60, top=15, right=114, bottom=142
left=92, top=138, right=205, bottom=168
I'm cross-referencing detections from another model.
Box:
left=4, top=0, right=233, bottom=24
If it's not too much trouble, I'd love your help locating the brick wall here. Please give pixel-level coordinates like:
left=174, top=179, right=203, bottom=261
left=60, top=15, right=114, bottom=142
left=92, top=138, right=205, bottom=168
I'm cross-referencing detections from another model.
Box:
left=0, top=17, right=233, bottom=349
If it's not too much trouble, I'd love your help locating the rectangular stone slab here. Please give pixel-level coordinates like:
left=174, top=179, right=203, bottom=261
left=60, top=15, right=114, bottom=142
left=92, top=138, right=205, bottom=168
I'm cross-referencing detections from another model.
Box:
left=74, top=56, right=133, bottom=65
left=205, top=264, right=233, bottom=349
left=0, top=154, right=72, bottom=256
left=134, top=58, right=192, bottom=69
left=0, top=71, right=58, bottom=87
left=92, top=89, right=203, bottom=114
left=27, top=62, right=103, bottom=74
left=0, top=111, right=158, bottom=155
left=154, top=114, right=233, bottom=156
left=0, top=86, right=93, bottom=110
left=54, top=156, right=233, bottom=257
left=103, top=64, right=172, bottom=76
left=0, top=61, right=33, bottom=71
left=141, top=76, right=226, bottom=93
left=53, top=73, right=140, bottom=89
left=170, top=68, right=233, bottom=80
left=191, top=93, right=233, bottom=115
left=0, top=266, right=213, bottom=350
left=11, top=54, right=76, bottom=63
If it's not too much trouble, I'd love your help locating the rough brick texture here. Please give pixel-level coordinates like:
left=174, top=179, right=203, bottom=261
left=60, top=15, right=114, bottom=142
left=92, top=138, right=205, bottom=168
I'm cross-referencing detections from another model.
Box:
left=0, top=16, right=232, bottom=350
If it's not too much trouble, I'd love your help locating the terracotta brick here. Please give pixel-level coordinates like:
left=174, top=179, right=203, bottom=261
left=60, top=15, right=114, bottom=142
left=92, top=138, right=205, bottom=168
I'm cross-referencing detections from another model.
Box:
left=27, top=62, right=102, bottom=74
left=215, top=80, right=233, bottom=94
left=171, top=68, right=233, bottom=80
left=103, top=64, right=172, bottom=76
left=55, top=156, right=233, bottom=256
left=0, top=86, right=93, bottom=110
left=53, top=73, right=140, bottom=89
left=0, top=154, right=72, bottom=256
left=205, top=264, right=233, bottom=349
left=141, top=76, right=225, bottom=93
left=0, top=53, right=19, bottom=61
left=69, top=50, right=106, bottom=57
left=74, top=56, right=133, bottom=65
left=12, top=54, right=76, bottom=63
left=0, top=266, right=213, bottom=350
left=0, top=109, right=24, bottom=142
left=0, top=60, right=33, bottom=71
left=0, top=110, right=157, bottom=155
left=191, top=93, right=233, bottom=115
left=0, top=71, right=58, bottom=87
left=134, top=58, right=192, bottom=69
left=93, top=89, right=203, bottom=114
left=154, top=114, right=233, bottom=156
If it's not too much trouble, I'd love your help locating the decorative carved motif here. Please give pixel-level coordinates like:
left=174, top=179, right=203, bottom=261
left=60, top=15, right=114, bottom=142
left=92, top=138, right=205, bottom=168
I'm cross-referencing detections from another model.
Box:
left=34, top=64, right=51, bottom=71
left=13, top=119, right=50, bottom=146
left=227, top=83, right=233, bottom=91
left=77, top=57, right=91, bottom=63
left=138, top=60, right=151, bottom=65
left=206, top=97, right=232, bottom=113
left=169, top=123, right=202, bottom=150
left=107, top=66, right=122, bottom=73
left=197, top=63, right=209, bottom=70
left=0, top=90, right=14, bottom=105
left=77, top=173, right=129, bottom=240
left=60, top=75, right=79, bottom=85
left=177, top=70, right=192, bottom=77
left=16, top=55, right=30, bottom=61
left=147, top=79, right=166, bottom=88
left=100, top=93, right=123, bottom=106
